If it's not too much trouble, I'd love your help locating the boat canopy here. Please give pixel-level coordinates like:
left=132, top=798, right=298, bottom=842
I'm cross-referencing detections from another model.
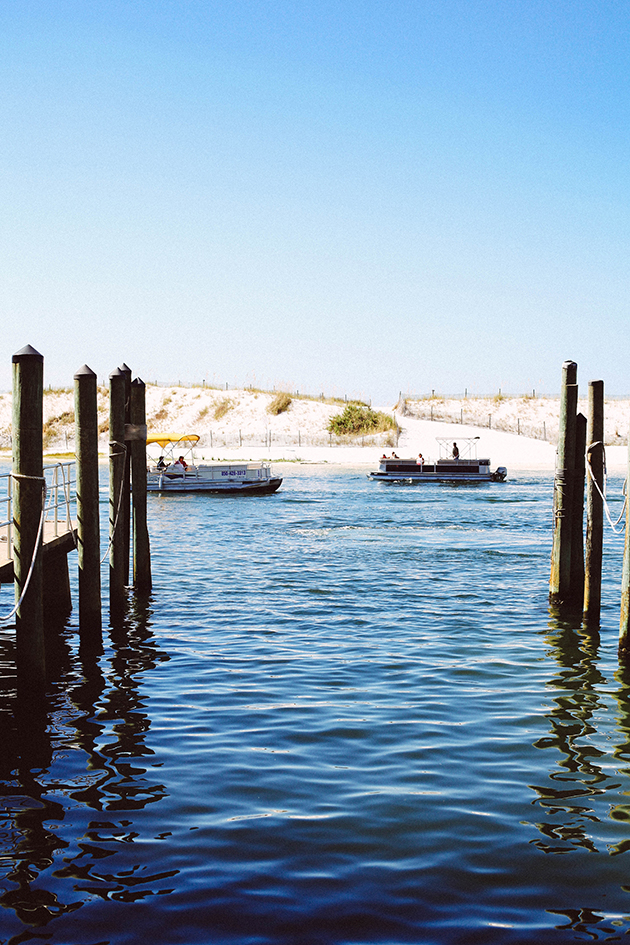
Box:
left=147, top=433, right=200, bottom=448
left=435, top=436, right=480, bottom=460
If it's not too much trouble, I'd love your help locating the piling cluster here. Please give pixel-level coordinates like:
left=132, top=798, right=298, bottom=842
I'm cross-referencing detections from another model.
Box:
left=549, top=360, right=630, bottom=658
left=9, top=345, right=151, bottom=693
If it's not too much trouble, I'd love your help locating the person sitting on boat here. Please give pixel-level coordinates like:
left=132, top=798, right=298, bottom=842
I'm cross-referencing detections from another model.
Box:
left=416, top=453, right=424, bottom=466
left=172, top=455, right=188, bottom=473
left=157, top=455, right=167, bottom=470
left=452, top=443, right=459, bottom=459
left=391, top=452, right=399, bottom=459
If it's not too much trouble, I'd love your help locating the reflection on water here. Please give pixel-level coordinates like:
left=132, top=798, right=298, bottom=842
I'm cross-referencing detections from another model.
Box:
left=1, top=470, right=630, bottom=943
left=0, top=596, right=175, bottom=934
left=531, top=617, right=609, bottom=856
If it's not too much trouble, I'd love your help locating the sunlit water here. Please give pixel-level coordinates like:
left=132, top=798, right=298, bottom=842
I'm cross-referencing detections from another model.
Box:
left=1, top=465, right=630, bottom=944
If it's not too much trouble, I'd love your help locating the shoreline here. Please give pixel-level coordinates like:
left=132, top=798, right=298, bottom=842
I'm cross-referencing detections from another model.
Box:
left=0, top=385, right=627, bottom=473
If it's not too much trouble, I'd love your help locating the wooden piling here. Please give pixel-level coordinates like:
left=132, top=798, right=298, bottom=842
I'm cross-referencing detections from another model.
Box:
left=130, top=378, right=152, bottom=591
left=109, top=368, right=127, bottom=616
left=584, top=380, right=604, bottom=626
left=119, top=363, right=132, bottom=585
left=74, top=365, right=102, bottom=638
left=550, top=360, right=578, bottom=604
left=620, top=430, right=630, bottom=659
left=569, top=412, right=586, bottom=606
left=12, top=344, right=45, bottom=687
left=43, top=552, right=72, bottom=620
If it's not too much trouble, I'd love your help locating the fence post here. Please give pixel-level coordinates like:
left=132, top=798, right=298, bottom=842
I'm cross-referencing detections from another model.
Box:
left=109, top=368, right=127, bottom=616
left=584, top=380, right=604, bottom=627
left=12, top=344, right=45, bottom=688
left=130, top=378, right=151, bottom=592
left=74, top=365, right=102, bottom=639
left=550, top=361, right=578, bottom=604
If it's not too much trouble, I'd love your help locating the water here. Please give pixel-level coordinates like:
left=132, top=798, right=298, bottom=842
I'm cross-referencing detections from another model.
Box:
left=1, top=465, right=630, bottom=944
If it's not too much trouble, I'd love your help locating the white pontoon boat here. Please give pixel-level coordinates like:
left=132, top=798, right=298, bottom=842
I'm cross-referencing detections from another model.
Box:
left=369, top=437, right=507, bottom=484
left=146, top=434, right=283, bottom=495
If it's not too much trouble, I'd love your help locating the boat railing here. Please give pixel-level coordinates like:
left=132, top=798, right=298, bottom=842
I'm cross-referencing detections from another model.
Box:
left=148, top=460, right=272, bottom=481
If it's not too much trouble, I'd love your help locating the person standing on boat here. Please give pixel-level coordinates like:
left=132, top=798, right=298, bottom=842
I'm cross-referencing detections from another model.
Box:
left=416, top=453, right=424, bottom=466
left=452, top=443, right=459, bottom=459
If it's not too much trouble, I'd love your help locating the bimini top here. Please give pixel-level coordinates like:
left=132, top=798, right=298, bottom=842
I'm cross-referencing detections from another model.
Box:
left=146, top=433, right=200, bottom=448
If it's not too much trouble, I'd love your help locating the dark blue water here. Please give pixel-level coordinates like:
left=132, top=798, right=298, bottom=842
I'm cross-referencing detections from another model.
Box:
left=1, top=466, right=630, bottom=944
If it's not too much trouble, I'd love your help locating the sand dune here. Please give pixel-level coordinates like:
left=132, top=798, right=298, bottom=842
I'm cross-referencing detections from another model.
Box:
left=0, top=386, right=627, bottom=473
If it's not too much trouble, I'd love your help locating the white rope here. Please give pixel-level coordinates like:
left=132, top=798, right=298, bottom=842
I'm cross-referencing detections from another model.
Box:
left=100, top=442, right=127, bottom=565
left=0, top=476, right=47, bottom=624
left=585, top=442, right=627, bottom=534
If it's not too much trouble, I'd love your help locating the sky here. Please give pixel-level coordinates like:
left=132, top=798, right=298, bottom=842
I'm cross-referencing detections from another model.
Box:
left=0, top=1, right=628, bottom=404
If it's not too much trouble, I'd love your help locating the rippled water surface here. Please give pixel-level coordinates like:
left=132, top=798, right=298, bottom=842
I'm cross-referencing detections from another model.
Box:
left=1, top=465, right=630, bottom=944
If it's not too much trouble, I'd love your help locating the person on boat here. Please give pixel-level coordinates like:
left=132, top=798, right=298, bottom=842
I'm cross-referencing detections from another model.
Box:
left=452, top=443, right=459, bottom=459
left=391, top=452, right=399, bottom=459
left=157, top=455, right=167, bottom=470
left=172, top=455, right=188, bottom=472
left=416, top=453, right=424, bottom=466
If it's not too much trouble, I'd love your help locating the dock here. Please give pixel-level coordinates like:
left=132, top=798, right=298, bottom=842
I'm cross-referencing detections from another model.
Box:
left=0, top=460, right=78, bottom=614
left=1, top=345, right=151, bottom=696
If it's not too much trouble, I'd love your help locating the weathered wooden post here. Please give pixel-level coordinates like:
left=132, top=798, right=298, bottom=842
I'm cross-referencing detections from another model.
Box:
left=109, top=368, right=127, bottom=615
left=119, top=363, right=132, bottom=585
left=74, top=365, right=102, bottom=639
left=569, top=412, right=586, bottom=606
left=550, top=360, right=578, bottom=604
left=584, top=380, right=604, bottom=626
left=12, top=344, right=45, bottom=687
left=130, top=378, right=152, bottom=591
left=620, top=431, right=630, bottom=660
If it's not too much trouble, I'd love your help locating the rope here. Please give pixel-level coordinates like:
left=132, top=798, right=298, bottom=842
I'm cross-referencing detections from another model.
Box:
left=585, top=442, right=627, bottom=534
left=100, top=442, right=127, bottom=564
left=0, top=476, right=47, bottom=624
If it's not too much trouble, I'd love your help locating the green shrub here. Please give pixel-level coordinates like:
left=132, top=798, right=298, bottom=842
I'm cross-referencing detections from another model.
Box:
left=267, top=392, right=292, bottom=415
left=327, top=404, right=397, bottom=435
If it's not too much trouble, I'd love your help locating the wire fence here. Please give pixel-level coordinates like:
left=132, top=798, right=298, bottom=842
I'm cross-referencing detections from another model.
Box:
left=402, top=402, right=556, bottom=443
left=401, top=399, right=629, bottom=447
left=141, top=429, right=400, bottom=451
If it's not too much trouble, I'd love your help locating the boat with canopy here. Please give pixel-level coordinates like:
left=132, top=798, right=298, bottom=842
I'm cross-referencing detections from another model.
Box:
left=146, top=434, right=283, bottom=494
left=369, top=437, right=507, bottom=484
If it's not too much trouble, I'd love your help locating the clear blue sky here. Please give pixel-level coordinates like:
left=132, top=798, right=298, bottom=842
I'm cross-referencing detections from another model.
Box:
left=1, top=1, right=628, bottom=403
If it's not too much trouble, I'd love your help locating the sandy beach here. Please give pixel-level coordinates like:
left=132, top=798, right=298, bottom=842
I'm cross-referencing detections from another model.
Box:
left=0, top=386, right=627, bottom=473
